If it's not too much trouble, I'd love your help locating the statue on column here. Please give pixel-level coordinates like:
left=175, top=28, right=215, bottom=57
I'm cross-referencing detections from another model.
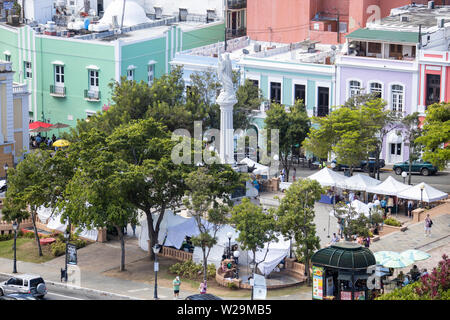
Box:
left=217, top=53, right=236, bottom=104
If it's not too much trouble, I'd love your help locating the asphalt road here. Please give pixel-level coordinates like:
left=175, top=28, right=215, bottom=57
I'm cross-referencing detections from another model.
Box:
left=0, top=275, right=127, bottom=300
left=291, top=165, right=450, bottom=193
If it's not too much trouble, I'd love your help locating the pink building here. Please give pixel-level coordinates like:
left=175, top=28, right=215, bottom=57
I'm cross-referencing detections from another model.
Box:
left=247, top=0, right=444, bottom=44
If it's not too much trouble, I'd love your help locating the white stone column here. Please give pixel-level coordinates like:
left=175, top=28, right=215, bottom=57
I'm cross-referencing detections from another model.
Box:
left=217, top=93, right=237, bottom=165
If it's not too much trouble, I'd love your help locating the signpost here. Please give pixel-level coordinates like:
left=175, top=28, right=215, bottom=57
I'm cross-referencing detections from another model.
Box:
left=312, top=266, right=324, bottom=300
left=67, top=243, right=77, bottom=265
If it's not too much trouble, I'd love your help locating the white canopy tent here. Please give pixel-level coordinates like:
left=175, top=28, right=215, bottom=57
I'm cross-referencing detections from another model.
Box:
left=397, top=182, right=448, bottom=202
left=138, top=210, right=190, bottom=252
left=329, top=200, right=371, bottom=218
left=306, top=167, right=348, bottom=188
left=239, top=157, right=270, bottom=176
left=344, top=174, right=381, bottom=192
left=248, top=235, right=291, bottom=276
left=366, top=176, right=410, bottom=196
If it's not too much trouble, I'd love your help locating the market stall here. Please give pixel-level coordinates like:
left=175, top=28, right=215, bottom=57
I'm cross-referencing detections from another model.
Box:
left=311, top=242, right=376, bottom=300
left=366, top=176, right=410, bottom=214
left=397, top=182, right=448, bottom=203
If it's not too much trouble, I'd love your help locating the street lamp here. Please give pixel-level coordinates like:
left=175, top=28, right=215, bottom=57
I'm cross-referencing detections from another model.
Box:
left=249, top=259, right=256, bottom=300
left=3, top=163, right=8, bottom=186
left=12, top=221, right=18, bottom=273
left=63, top=228, right=70, bottom=282
left=420, top=184, right=425, bottom=208
left=401, top=171, right=407, bottom=184
left=233, top=251, right=240, bottom=279
left=227, top=232, right=233, bottom=259
left=153, top=243, right=161, bottom=300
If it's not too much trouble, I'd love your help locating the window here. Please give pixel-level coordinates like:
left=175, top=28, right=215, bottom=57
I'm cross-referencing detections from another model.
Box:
left=370, top=82, right=382, bottom=98
left=317, top=87, right=329, bottom=117
left=349, top=80, right=361, bottom=98
left=55, top=65, right=64, bottom=85
left=391, top=84, right=404, bottom=112
left=127, top=69, right=134, bottom=81
left=270, top=82, right=281, bottom=104
left=5, top=54, right=11, bottom=62
left=368, top=42, right=381, bottom=54
left=24, top=61, right=32, bottom=78
left=249, top=79, right=259, bottom=87
left=294, top=84, right=305, bottom=104
left=426, top=74, right=440, bottom=106
left=389, top=44, right=403, bottom=58
left=89, top=70, right=99, bottom=90
left=147, top=64, right=154, bottom=86
left=390, top=143, right=401, bottom=156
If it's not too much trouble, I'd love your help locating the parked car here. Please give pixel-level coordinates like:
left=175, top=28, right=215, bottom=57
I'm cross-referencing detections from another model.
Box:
left=0, top=293, right=38, bottom=300
left=185, top=293, right=223, bottom=300
left=393, top=160, right=438, bottom=176
left=332, top=158, right=385, bottom=171
left=0, top=274, right=47, bottom=298
left=0, top=179, right=6, bottom=193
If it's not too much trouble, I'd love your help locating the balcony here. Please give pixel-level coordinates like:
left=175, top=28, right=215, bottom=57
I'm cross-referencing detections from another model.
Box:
left=314, top=107, right=329, bottom=117
left=12, top=82, right=28, bottom=95
left=50, top=85, right=66, bottom=97
left=226, top=27, right=246, bottom=38
left=227, top=0, right=246, bottom=10
left=84, top=89, right=101, bottom=101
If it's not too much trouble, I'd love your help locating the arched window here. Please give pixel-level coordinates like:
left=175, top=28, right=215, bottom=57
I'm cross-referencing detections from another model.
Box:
left=369, top=82, right=382, bottom=98
left=391, top=84, right=404, bottom=112
left=349, top=80, right=361, bottom=98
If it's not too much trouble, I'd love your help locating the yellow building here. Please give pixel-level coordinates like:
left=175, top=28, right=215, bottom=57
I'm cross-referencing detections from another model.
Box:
left=0, top=60, right=30, bottom=176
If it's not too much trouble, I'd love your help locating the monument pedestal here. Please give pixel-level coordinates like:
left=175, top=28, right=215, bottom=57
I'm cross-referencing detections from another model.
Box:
left=217, top=93, right=237, bottom=165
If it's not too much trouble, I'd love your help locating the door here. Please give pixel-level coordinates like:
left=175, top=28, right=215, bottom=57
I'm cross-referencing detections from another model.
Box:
left=389, top=143, right=402, bottom=164
left=426, top=74, right=440, bottom=107
left=317, top=87, right=329, bottom=117
left=3, top=278, right=22, bottom=294
left=54, top=65, right=64, bottom=94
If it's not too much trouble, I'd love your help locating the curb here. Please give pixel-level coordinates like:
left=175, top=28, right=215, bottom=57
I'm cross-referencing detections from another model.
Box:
left=0, top=272, right=140, bottom=300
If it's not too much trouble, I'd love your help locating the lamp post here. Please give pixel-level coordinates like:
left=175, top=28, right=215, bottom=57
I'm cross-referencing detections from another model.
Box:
left=12, top=221, right=18, bottom=273
left=401, top=171, right=407, bottom=184
left=3, top=162, right=8, bottom=181
left=420, top=184, right=424, bottom=208
left=153, top=243, right=161, bottom=300
left=249, top=259, right=256, bottom=300
left=233, top=251, right=240, bottom=279
left=329, top=163, right=336, bottom=238
left=226, top=232, right=233, bottom=259
left=63, top=228, right=70, bottom=282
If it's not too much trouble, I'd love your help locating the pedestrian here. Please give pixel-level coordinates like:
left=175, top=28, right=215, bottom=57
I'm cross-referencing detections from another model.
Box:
left=292, top=167, right=296, bottom=182
left=131, top=223, right=136, bottom=236
left=424, top=214, right=433, bottom=237
left=199, top=280, right=207, bottom=294
left=349, top=191, right=355, bottom=203
left=380, top=197, right=387, bottom=213
left=364, top=235, right=370, bottom=248
left=52, top=134, right=57, bottom=143
left=173, top=276, right=181, bottom=299
left=373, top=194, right=378, bottom=202
left=331, top=233, right=339, bottom=244
left=387, top=196, right=394, bottom=215
left=407, top=200, right=414, bottom=218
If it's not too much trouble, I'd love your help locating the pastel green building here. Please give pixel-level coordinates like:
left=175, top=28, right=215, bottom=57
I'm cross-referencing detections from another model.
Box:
left=0, top=9, right=224, bottom=128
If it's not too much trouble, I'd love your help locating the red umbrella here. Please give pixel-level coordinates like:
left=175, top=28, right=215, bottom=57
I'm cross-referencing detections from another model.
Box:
left=29, top=121, right=53, bottom=130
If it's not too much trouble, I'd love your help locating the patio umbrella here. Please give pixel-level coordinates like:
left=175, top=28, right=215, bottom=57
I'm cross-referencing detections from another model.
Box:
left=51, top=122, right=70, bottom=129
left=374, top=251, right=400, bottom=264
left=29, top=121, right=52, bottom=130
left=382, top=256, right=415, bottom=268
left=52, top=139, right=70, bottom=147
left=400, top=249, right=431, bottom=262
left=30, top=127, right=52, bottom=133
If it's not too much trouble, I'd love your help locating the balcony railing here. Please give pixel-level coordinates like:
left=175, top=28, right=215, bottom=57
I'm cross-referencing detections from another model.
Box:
left=12, top=83, right=28, bottom=95
left=226, top=27, right=246, bottom=38
left=314, top=107, right=329, bottom=117
left=50, top=85, right=66, bottom=97
left=84, top=89, right=101, bottom=101
left=227, top=0, right=246, bottom=9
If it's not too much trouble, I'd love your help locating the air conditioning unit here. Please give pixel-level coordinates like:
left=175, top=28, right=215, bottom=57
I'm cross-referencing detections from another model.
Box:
left=179, top=8, right=188, bottom=22
left=400, top=15, right=410, bottom=22
left=254, top=43, right=261, bottom=52
left=154, top=7, right=162, bottom=19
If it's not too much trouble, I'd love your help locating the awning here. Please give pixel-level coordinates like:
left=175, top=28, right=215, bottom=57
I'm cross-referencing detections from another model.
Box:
left=346, top=28, right=419, bottom=44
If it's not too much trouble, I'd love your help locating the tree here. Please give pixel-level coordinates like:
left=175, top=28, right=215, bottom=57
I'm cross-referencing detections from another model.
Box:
left=333, top=202, right=371, bottom=240
left=415, top=102, right=450, bottom=170
left=265, top=101, right=310, bottom=180
left=276, top=179, right=323, bottom=284
left=61, top=128, right=137, bottom=271
left=183, top=167, right=234, bottom=282
left=234, top=79, right=264, bottom=130
left=401, top=112, right=422, bottom=184
left=230, top=198, right=277, bottom=282
left=5, top=150, right=53, bottom=256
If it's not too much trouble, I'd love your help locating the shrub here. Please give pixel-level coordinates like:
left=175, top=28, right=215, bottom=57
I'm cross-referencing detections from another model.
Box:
left=384, top=218, right=402, bottom=227
left=0, top=233, right=14, bottom=241
left=227, top=282, right=239, bottom=290
left=169, top=259, right=216, bottom=280
left=23, top=231, right=36, bottom=238
left=51, top=239, right=66, bottom=257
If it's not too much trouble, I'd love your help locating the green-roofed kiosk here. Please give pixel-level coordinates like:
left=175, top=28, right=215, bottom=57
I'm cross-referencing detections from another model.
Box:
left=311, top=242, right=376, bottom=300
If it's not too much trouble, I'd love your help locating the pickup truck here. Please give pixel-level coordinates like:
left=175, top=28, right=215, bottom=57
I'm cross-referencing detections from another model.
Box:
left=331, top=158, right=385, bottom=172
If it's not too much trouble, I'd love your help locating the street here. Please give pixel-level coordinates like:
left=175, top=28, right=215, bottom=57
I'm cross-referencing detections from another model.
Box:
left=0, top=275, right=129, bottom=300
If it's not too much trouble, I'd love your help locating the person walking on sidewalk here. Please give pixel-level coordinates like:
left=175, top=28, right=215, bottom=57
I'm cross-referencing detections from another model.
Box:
left=424, top=214, right=433, bottom=237
left=292, top=168, right=296, bottom=182
left=173, top=276, right=181, bottom=299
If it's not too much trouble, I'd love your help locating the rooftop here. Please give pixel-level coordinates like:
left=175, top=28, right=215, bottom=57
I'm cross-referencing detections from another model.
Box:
left=367, top=4, right=450, bottom=31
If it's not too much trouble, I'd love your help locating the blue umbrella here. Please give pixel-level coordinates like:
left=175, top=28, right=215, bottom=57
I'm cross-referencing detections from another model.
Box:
left=400, top=250, right=431, bottom=262
left=382, top=256, right=415, bottom=269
